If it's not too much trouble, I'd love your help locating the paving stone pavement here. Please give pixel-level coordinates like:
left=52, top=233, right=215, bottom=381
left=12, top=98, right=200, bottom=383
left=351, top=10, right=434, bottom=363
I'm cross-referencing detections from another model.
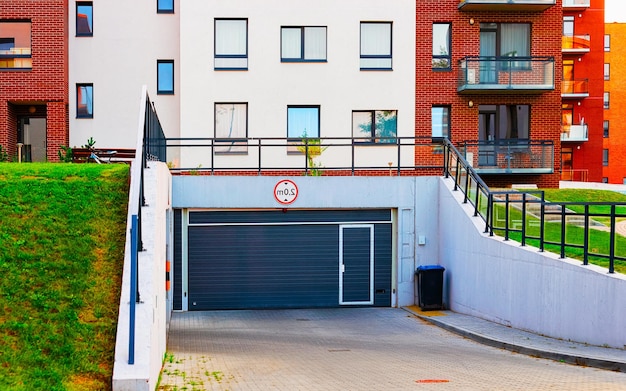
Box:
left=157, top=308, right=626, bottom=391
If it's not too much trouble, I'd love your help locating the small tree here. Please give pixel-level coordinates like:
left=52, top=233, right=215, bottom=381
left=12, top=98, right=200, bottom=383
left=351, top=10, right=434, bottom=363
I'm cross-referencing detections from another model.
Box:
left=297, top=132, right=327, bottom=176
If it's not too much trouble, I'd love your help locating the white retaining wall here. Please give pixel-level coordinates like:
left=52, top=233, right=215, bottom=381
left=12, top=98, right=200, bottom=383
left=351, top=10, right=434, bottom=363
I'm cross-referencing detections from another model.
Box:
left=439, top=178, right=626, bottom=349
left=112, top=162, right=172, bottom=391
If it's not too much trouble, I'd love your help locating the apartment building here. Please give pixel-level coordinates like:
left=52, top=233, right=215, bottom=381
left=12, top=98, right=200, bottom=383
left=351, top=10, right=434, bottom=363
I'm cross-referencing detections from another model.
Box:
left=417, top=0, right=562, bottom=189
left=603, top=22, right=626, bottom=183
left=0, top=0, right=68, bottom=162
left=561, top=0, right=605, bottom=182
left=68, top=0, right=180, bottom=150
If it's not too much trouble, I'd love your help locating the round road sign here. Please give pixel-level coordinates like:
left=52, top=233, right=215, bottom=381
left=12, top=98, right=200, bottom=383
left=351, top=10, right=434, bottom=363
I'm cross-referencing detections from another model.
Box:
left=274, top=179, right=298, bottom=205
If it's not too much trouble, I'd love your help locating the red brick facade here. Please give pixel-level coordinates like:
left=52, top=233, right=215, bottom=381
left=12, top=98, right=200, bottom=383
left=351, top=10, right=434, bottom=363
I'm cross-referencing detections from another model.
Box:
left=416, top=1, right=563, bottom=188
left=0, top=0, right=68, bottom=162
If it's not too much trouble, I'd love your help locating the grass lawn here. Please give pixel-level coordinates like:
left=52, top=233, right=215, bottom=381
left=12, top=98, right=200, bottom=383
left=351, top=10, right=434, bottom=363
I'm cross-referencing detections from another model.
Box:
left=0, top=163, right=129, bottom=391
left=499, top=188, right=626, bottom=274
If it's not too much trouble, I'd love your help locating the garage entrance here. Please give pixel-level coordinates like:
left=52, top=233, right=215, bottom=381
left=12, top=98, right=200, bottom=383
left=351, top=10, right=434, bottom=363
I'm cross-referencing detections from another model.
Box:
left=173, top=209, right=393, bottom=310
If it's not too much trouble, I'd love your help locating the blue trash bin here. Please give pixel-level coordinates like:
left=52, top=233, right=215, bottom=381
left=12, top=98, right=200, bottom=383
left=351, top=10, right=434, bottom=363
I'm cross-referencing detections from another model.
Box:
left=415, top=265, right=445, bottom=310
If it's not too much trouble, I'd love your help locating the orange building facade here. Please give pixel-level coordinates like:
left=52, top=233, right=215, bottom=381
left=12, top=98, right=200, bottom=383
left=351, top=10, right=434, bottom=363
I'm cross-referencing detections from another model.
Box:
left=603, top=22, right=626, bottom=184
left=560, top=0, right=605, bottom=182
left=0, top=1, right=69, bottom=162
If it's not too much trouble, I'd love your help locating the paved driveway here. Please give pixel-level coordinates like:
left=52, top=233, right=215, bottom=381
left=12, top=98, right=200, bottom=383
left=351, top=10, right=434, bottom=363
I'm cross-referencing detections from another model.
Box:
left=158, top=308, right=626, bottom=391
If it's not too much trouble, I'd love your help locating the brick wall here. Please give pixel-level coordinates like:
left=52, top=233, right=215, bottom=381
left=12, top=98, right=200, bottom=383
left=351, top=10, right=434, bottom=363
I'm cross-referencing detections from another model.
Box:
left=416, top=1, right=562, bottom=188
left=0, top=0, right=68, bottom=161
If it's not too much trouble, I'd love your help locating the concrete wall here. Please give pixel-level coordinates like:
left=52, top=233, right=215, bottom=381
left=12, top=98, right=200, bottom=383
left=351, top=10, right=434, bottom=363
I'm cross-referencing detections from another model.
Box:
left=439, top=178, right=626, bottom=349
left=69, top=1, right=180, bottom=149
left=172, top=175, right=439, bottom=307
left=113, top=162, right=172, bottom=391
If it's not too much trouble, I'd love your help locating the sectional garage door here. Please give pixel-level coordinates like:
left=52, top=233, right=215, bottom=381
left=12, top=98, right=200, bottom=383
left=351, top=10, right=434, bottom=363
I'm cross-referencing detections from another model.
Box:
left=175, top=209, right=392, bottom=311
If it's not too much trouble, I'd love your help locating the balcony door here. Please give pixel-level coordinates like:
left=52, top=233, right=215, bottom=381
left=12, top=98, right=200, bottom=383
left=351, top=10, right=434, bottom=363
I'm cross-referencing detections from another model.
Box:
left=479, top=28, right=497, bottom=84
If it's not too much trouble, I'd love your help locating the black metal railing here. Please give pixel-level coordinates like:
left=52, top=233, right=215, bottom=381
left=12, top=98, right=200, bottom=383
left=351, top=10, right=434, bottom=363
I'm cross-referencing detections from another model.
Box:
left=461, top=139, right=554, bottom=174
left=458, top=56, right=555, bottom=92
left=442, top=139, right=623, bottom=274
left=163, top=136, right=446, bottom=175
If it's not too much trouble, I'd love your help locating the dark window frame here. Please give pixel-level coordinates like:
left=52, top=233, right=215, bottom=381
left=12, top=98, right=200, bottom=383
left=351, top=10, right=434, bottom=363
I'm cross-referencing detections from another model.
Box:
left=76, top=1, right=93, bottom=37
left=157, top=60, right=175, bottom=95
left=352, top=110, right=398, bottom=144
left=604, top=92, right=610, bottom=109
left=603, top=149, right=609, bottom=166
left=280, top=26, right=327, bottom=62
left=359, top=21, right=393, bottom=71
left=605, top=34, right=610, bottom=52
left=431, top=105, right=450, bottom=141
left=604, top=63, right=610, bottom=81
left=157, top=0, right=174, bottom=14
left=76, top=83, right=94, bottom=119
left=432, top=23, right=452, bottom=71
left=604, top=120, right=609, bottom=138
left=214, top=102, right=249, bottom=155
left=287, top=105, right=321, bottom=140
left=214, top=18, right=248, bottom=71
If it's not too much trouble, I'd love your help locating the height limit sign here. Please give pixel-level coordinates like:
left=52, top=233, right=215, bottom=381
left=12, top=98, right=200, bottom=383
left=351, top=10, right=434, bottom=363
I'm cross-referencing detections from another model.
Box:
left=274, top=179, right=298, bottom=205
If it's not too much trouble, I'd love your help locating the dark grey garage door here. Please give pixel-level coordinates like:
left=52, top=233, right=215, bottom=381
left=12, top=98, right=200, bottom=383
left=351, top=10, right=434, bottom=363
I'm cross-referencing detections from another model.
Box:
left=176, top=209, right=392, bottom=310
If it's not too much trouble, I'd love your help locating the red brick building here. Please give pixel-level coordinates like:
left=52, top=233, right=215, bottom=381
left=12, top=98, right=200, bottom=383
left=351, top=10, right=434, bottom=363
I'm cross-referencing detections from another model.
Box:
left=603, top=22, right=626, bottom=184
left=561, top=0, right=604, bottom=183
left=417, top=0, right=563, bottom=188
left=0, top=0, right=68, bottom=162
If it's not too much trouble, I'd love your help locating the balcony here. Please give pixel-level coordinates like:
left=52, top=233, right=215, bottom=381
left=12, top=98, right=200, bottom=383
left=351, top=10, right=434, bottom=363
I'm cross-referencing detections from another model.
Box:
left=458, top=56, right=555, bottom=94
left=561, top=124, right=588, bottom=142
left=561, top=79, right=589, bottom=98
left=462, top=139, right=554, bottom=175
left=0, top=47, right=32, bottom=69
left=458, top=0, right=555, bottom=11
left=562, top=35, right=591, bottom=53
left=563, top=0, right=590, bottom=11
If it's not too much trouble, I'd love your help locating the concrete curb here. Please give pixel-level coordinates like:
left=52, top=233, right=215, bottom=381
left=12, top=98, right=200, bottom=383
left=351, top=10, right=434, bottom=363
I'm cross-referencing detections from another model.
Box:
left=403, top=307, right=626, bottom=373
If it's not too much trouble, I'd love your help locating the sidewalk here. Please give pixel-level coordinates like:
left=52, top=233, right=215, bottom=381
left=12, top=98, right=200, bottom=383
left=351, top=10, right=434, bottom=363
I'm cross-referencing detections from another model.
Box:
left=404, top=306, right=626, bottom=373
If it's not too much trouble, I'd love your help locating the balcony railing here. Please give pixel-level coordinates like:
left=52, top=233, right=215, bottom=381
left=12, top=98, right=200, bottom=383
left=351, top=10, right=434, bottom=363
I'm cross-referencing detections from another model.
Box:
left=458, top=0, right=555, bottom=11
left=458, top=56, right=555, bottom=93
left=561, top=124, right=588, bottom=142
left=563, top=0, right=590, bottom=10
left=461, top=139, right=554, bottom=175
left=562, top=35, right=591, bottom=52
left=561, top=79, right=589, bottom=98
left=0, top=47, right=32, bottom=69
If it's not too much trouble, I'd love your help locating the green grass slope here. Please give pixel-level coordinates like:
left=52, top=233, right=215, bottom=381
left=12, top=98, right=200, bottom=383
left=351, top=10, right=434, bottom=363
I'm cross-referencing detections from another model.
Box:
left=0, top=163, right=129, bottom=391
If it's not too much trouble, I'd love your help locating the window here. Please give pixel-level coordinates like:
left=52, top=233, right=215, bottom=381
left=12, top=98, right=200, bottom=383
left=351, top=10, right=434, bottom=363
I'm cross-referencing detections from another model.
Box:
left=157, top=0, right=174, bottom=13
left=602, top=177, right=609, bottom=183
left=431, top=106, right=450, bottom=140
left=352, top=110, right=397, bottom=143
left=604, top=120, right=609, bottom=138
left=563, top=16, right=574, bottom=36
left=214, top=19, right=247, bottom=70
left=605, top=34, right=610, bottom=52
left=604, top=63, right=610, bottom=81
left=603, top=149, right=609, bottom=166
left=281, top=26, right=326, bottom=62
left=76, top=2, right=93, bottom=36
left=480, top=23, right=530, bottom=71
left=287, top=106, right=320, bottom=139
left=215, top=103, right=248, bottom=154
left=478, top=105, right=530, bottom=141
left=157, top=60, right=174, bottom=94
left=76, top=84, right=93, bottom=118
left=432, top=23, right=451, bottom=70
left=360, top=22, right=392, bottom=70
left=0, top=21, right=32, bottom=69
left=604, top=92, right=610, bottom=109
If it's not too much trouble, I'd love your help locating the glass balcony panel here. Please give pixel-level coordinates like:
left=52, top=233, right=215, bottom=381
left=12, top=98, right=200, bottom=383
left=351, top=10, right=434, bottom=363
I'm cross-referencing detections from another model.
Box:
left=563, top=0, right=590, bottom=10
left=561, top=79, right=589, bottom=98
left=562, top=35, right=591, bottom=52
left=458, top=56, right=555, bottom=93
left=561, top=124, right=588, bottom=142
left=462, top=139, right=554, bottom=175
left=458, top=0, right=556, bottom=11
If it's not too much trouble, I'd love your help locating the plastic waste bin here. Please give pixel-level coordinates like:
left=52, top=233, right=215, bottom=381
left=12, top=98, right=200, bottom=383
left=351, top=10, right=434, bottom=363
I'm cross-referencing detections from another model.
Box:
left=415, top=265, right=445, bottom=310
